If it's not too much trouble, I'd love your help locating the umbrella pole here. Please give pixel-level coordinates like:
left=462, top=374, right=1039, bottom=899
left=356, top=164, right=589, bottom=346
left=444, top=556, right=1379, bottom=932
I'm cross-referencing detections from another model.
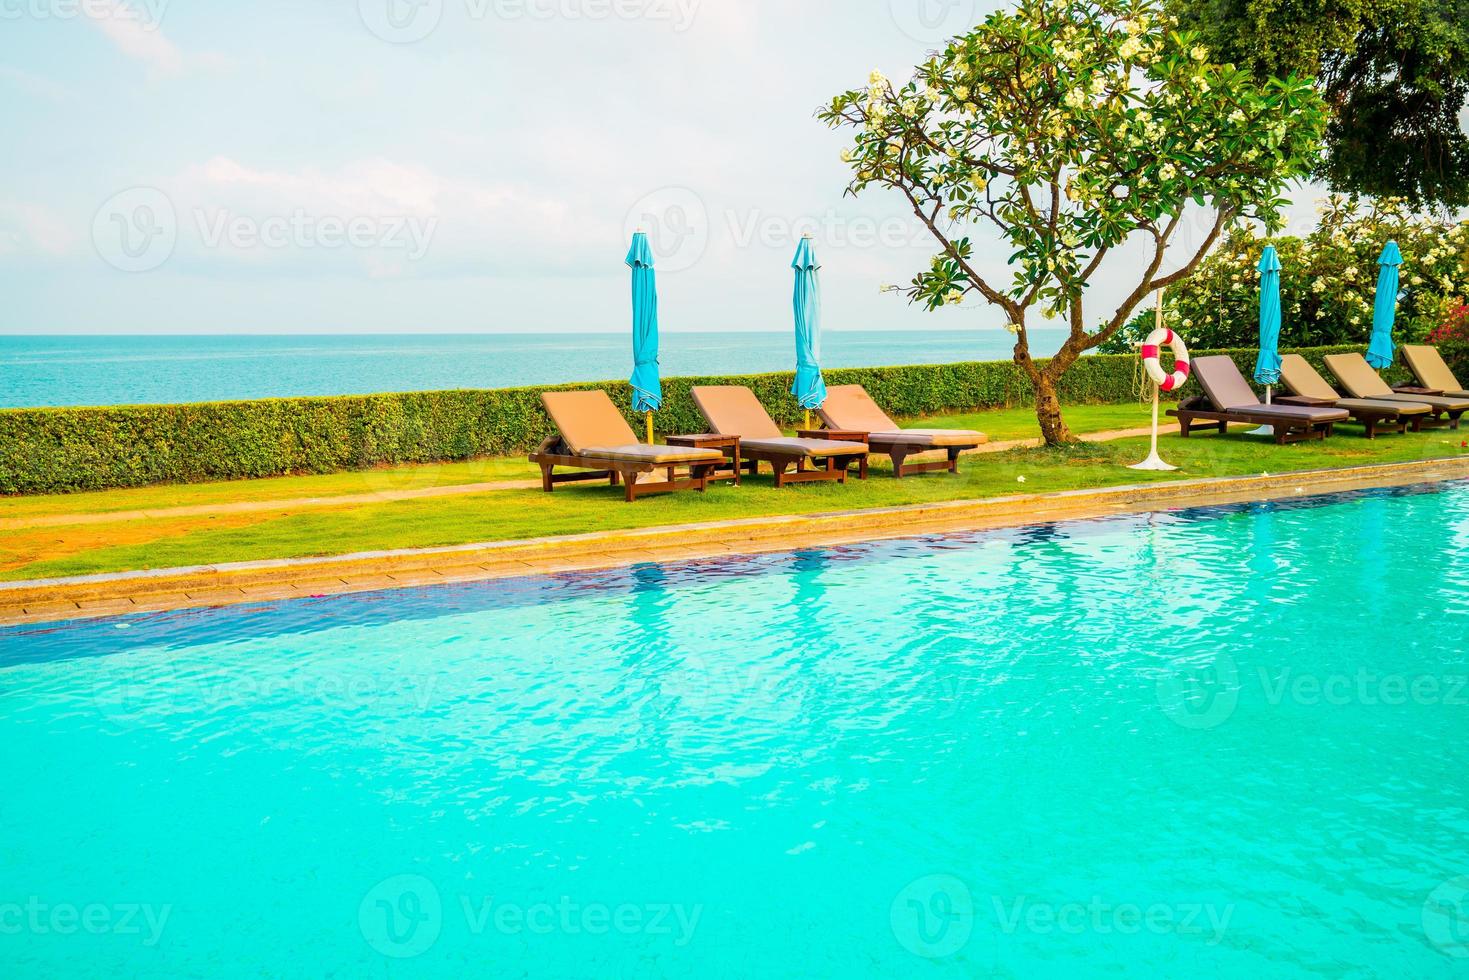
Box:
left=804, top=409, right=811, bottom=431
left=1248, top=386, right=1276, bottom=437
left=645, top=411, right=653, bottom=445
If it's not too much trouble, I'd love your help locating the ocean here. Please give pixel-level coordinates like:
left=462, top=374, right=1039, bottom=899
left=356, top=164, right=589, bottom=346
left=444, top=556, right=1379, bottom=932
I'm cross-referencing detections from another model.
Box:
left=0, top=330, right=1069, bottom=409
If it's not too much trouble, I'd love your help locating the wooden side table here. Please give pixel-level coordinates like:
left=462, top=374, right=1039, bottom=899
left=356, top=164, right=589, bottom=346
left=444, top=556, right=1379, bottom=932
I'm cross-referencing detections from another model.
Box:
left=667, top=433, right=742, bottom=486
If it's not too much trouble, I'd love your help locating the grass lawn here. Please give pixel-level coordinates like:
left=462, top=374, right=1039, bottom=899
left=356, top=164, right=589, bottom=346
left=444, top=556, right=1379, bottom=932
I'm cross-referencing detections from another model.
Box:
left=0, top=403, right=1156, bottom=521
left=3, top=411, right=1464, bottom=582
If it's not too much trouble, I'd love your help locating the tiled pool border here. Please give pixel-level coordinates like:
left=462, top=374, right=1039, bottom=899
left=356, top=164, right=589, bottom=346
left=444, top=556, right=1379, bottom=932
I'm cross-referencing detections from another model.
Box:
left=4, top=456, right=1468, bottom=627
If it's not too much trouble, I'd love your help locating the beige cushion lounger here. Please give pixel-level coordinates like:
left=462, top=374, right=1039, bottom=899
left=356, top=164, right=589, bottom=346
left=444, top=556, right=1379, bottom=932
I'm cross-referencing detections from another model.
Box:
left=1278, top=354, right=1431, bottom=438
left=1402, top=345, right=1469, bottom=398
left=1322, top=353, right=1469, bottom=426
left=689, top=385, right=868, bottom=487
left=817, top=384, right=987, bottom=477
left=531, top=390, right=725, bottom=502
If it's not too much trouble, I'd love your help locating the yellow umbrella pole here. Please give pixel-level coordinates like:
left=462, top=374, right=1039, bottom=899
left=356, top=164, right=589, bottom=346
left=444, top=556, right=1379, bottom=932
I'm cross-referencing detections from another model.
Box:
left=645, top=411, right=654, bottom=445
left=804, top=409, right=811, bottom=431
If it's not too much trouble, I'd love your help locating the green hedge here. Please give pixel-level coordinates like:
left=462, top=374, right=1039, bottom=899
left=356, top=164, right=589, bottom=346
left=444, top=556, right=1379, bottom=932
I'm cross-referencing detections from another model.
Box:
left=0, top=344, right=1399, bottom=495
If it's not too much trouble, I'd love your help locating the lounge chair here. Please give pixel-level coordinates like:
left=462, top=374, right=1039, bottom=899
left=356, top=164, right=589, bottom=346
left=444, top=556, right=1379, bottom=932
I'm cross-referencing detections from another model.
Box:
left=809, top=384, right=987, bottom=477
left=689, top=385, right=869, bottom=487
left=1276, top=354, right=1431, bottom=439
left=1322, top=353, right=1468, bottom=429
left=1167, top=355, right=1348, bottom=444
left=1403, top=345, right=1469, bottom=398
left=530, top=390, right=726, bottom=502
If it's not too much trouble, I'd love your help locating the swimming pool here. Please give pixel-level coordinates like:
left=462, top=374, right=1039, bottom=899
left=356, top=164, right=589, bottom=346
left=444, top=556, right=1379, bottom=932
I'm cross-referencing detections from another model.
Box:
left=2, top=482, right=1468, bottom=977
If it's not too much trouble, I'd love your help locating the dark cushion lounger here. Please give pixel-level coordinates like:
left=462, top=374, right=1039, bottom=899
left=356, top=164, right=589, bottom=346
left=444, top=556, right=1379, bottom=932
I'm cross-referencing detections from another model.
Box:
left=1168, top=355, right=1348, bottom=445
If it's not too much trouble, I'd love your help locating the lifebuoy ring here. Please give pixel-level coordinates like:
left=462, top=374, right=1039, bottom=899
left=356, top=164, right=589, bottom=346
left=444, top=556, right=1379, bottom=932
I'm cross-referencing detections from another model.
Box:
left=1140, top=328, right=1190, bottom=392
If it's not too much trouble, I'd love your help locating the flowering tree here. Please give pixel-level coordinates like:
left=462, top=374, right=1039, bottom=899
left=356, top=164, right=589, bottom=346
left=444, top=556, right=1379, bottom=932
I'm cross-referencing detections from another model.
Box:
left=1101, top=195, right=1469, bottom=352
left=820, top=0, right=1328, bottom=443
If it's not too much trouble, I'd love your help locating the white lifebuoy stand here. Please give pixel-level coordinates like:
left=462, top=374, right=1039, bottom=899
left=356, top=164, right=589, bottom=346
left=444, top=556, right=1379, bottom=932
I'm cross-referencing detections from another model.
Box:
left=1129, top=291, right=1185, bottom=472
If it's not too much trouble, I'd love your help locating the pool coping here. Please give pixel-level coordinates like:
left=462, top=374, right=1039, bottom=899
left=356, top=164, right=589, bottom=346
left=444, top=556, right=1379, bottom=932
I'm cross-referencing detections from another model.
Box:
left=5, top=455, right=1468, bottom=627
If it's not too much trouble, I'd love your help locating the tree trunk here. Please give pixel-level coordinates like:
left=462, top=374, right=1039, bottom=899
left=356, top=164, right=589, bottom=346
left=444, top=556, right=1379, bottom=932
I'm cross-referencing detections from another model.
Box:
left=1017, top=332, right=1082, bottom=447
left=1034, top=373, right=1076, bottom=445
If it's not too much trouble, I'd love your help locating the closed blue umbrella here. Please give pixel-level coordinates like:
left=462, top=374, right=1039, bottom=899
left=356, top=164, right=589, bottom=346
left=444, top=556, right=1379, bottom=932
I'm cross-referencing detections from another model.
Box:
left=627, top=230, right=661, bottom=443
left=1367, top=241, right=1402, bottom=369
left=1254, top=245, right=1283, bottom=386
left=791, top=235, right=826, bottom=428
left=1248, top=245, right=1283, bottom=437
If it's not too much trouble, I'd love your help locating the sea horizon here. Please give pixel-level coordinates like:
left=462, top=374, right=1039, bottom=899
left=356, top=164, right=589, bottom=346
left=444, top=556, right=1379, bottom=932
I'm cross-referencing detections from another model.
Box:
left=0, top=329, right=1068, bottom=409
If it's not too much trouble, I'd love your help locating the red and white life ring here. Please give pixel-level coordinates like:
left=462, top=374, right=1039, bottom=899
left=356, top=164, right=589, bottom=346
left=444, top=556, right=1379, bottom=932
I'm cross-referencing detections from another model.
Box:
left=1140, top=328, right=1191, bottom=392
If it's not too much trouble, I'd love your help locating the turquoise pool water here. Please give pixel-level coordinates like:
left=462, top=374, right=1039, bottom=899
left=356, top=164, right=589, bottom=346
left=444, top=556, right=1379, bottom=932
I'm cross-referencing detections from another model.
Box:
left=3, top=484, right=1469, bottom=977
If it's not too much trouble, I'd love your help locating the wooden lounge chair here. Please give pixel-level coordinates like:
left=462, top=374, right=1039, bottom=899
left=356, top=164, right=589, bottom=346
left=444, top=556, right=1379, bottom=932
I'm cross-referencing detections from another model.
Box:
left=809, top=384, right=987, bottom=477
left=1322, top=353, right=1469, bottom=430
left=1276, top=354, right=1431, bottom=439
left=530, top=390, right=726, bottom=502
left=1402, top=345, right=1469, bottom=398
left=1167, top=355, right=1348, bottom=444
left=689, top=385, right=869, bottom=487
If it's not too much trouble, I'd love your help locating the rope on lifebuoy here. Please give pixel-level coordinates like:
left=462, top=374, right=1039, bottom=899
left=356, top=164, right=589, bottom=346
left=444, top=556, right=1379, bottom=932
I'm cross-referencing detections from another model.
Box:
left=1140, top=328, right=1191, bottom=393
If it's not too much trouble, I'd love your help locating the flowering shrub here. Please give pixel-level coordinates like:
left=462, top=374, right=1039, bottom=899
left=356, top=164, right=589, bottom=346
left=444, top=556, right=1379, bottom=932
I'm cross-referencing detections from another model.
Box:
left=1428, top=302, right=1469, bottom=377
left=1101, top=196, right=1469, bottom=352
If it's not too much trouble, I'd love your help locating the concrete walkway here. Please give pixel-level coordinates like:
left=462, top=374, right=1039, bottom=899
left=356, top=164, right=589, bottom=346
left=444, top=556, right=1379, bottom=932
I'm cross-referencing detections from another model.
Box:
left=2, top=424, right=1171, bottom=531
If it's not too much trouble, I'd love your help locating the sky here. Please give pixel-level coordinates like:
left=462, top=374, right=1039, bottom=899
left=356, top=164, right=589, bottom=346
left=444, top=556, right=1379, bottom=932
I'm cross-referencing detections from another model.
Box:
left=0, top=0, right=1339, bottom=335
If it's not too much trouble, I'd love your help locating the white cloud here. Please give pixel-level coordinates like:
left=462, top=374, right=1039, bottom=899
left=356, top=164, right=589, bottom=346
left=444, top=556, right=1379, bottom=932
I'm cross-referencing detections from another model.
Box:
left=0, top=201, right=77, bottom=257
left=81, top=0, right=184, bottom=74
left=0, top=66, right=72, bottom=102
